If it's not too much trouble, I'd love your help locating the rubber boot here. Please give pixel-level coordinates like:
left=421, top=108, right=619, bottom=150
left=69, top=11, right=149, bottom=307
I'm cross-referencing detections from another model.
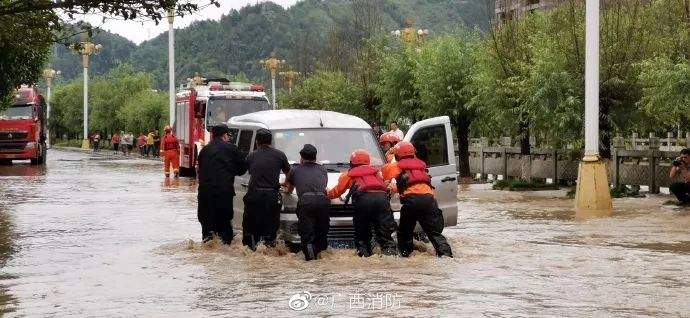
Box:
left=356, top=241, right=372, bottom=257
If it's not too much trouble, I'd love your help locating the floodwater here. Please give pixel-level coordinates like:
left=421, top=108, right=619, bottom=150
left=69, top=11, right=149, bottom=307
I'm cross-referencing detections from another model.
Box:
left=0, top=150, right=689, bottom=317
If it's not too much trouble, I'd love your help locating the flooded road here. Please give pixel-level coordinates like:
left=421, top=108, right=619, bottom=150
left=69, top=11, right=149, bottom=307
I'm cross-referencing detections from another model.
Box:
left=1, top=149, right=689, bottom=317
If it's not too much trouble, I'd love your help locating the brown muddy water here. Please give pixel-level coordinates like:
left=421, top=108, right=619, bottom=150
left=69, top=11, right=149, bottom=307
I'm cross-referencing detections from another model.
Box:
left=0, top=150, right=689, bottom=317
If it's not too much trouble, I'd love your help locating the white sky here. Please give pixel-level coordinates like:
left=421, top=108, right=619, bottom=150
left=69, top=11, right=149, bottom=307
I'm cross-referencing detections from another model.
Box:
left=78, top=0, right=299, bottom=44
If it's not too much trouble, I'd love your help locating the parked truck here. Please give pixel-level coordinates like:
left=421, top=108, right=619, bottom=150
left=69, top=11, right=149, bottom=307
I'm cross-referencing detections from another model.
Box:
left=174, top=78, right=271, bottom=176
left=0, top=85, right=47, bottom=165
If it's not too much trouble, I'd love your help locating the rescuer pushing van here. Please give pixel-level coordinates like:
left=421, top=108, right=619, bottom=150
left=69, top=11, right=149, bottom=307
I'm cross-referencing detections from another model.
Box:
left=284, top=144, right=330, bottom=260
left=328, top=149, right=398, bottom=257
left=379, top=132, right=401, bottom=163
left=197, top=124, right=247, bottom=244
left=243, top=129, right=291, bottom=250
left=383, top=141, right=453, bottom=258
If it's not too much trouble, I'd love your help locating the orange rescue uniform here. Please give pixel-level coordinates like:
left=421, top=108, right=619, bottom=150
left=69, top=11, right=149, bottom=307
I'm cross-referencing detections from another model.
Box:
left=382, top=162, right=434, bottom=197
left=161, top=133, right=180, bottom=176
left=328, top=169, right=388, bottom=199
left=327, top=173, right=355, bottom=199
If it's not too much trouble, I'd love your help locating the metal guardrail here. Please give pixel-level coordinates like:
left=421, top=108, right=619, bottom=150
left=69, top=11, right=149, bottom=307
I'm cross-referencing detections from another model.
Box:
left=465, top=139, right=685, bottom=192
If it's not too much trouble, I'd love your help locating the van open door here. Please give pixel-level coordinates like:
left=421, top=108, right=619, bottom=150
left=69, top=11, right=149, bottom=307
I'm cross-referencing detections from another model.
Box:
left=404, top=116, right=458, bottom=226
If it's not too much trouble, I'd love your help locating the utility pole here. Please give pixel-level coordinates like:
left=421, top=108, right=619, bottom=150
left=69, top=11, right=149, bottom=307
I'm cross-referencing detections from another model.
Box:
left=575, top=0, right=612, bottom=217
left=73, top=34, right=102, bottom=150
left=42, top=68, right=60, bottom=149
left=168, top=7, right=176, bottom=127
left=260, top=52, right=285, bottom=109
left=279, top=70, right=300, bottom=94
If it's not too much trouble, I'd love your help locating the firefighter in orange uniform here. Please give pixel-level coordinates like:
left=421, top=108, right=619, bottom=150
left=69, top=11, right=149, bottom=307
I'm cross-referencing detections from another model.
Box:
left=328, top=149, right=398, bottom=257
left=379, top=132, right=401, bottom=163
left=382, top=141, right=453, bottom=258
left=160, top=126, right=180, bottom=178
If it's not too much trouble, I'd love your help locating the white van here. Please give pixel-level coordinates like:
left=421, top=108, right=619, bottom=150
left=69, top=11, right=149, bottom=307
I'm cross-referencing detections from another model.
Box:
left=227, top=110, right=458, bottom=245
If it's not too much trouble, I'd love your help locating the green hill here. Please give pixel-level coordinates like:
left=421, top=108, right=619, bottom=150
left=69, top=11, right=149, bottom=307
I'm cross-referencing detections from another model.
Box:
left=50, top=0, right=492, bottom=89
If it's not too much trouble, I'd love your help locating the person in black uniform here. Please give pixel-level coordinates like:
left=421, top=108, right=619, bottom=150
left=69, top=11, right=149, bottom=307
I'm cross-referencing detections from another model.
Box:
left=197, top=124, right=247, bottom=244
left=243, top=129, right=291, bottom=250
left=284, top=144, right=330, bottom=260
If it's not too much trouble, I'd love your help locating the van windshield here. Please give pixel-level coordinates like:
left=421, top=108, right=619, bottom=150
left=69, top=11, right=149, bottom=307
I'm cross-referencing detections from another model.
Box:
left=0, top=105, right=33, bottom=120
left=273, top=129, right=384, bottom=166
left=206, top=98, right=270, bottom=128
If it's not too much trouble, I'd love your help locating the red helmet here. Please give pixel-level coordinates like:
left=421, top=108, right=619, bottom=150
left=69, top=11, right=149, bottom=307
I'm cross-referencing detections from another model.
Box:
left=349, top=149, right=371, bottom=166
left=379, top=132, right=401, bottom=145
left=395, top=141, right=416, bottom=158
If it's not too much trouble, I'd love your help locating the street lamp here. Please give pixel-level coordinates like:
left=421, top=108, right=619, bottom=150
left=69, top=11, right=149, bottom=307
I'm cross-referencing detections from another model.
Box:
left=279, top=70, right=300, bottom=94
left=391, top=18, right=429, bottom=44
left=167, top=7, right=176, bottom=127
left=574, top=0, right=612, bottom=217
left=187, top=72, right=205, bottom=87
left=42, top=68, right=60, bottom=149
left=260, top=52, right=285, bottom=109
left=72, top=33, right=102, bottom=150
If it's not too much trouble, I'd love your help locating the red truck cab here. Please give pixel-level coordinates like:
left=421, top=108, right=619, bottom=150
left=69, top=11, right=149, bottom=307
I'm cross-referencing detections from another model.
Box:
left=0, top=85, right=47, bottom=165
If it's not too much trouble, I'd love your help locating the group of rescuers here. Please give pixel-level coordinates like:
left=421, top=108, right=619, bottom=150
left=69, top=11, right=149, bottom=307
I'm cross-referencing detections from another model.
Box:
left=170, top=123, right=453, bottom=260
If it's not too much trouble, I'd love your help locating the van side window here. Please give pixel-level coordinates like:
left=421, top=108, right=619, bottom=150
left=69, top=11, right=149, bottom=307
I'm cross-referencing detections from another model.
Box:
left=410, top=125, right=448, bottom=167
left=228, top=128, right=239, bottom=145
left=238, top=130, right=254, bottom=155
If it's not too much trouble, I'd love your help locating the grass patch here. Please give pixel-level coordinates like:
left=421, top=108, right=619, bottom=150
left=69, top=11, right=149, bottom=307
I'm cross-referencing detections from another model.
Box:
left=53, top=139, right=83, bottom=148
left=565, top=185, right=644, bottom=199
left=492, top=179, right=557, bottom=191
left=610, top=185, right=644, bottom=198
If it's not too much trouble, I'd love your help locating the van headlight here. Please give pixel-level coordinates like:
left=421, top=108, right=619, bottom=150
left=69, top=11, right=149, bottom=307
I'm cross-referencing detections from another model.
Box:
left=25, top=142, right=36, bottom=149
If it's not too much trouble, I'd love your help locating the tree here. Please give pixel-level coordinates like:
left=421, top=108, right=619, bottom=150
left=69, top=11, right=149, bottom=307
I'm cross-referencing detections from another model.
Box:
left=279, top=71, right=369, bottom=120
left=117, top=90, right=168, bottom=134
left=0, top=0, right=219, bottom=109
left=0, top=9, right=53, bottom=108
left=51, top=65, right=165, bottom=138
left=637, top=57, right=690, bottom=131
left=377, top=46, right=423, bottom=124
left=413, top=34, right=479, bottom=177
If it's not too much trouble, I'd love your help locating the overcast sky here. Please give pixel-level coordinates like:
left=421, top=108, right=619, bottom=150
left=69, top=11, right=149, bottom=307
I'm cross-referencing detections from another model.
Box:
left=79, top=0, right=299, bottom=44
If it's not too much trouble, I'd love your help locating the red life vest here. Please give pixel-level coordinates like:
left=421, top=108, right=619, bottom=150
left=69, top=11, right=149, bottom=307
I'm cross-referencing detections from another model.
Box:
left=396, top=158, right=432, bottom=193
left=347, top=166, right=387, bottom=193
left=162, top=134, right=179, bottom=151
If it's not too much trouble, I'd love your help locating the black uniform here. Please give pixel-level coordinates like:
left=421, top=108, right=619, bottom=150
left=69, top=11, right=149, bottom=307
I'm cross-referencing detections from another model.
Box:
left=243, top=145, right=290, bottom=249
left=287, top=162, right=330, bottom=260
left=352, top=191, right=398, bottom=257
left=398, top=194, right=453, bottom=257
left=197, top=139, right=247, bottom=244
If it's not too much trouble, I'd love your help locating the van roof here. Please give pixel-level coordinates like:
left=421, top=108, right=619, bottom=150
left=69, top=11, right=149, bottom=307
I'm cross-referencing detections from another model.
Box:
left=228, top=109, right=372, bottom=130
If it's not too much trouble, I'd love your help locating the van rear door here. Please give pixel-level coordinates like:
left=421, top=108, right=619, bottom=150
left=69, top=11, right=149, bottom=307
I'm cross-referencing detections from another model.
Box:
left=404, top=116, right=458, bottom=226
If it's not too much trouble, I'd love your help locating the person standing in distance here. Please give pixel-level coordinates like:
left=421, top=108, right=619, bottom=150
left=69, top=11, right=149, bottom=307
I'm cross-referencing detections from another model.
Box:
left=197, top=124, right=247, bottom=244
left=669, top=148, right=690, bottom=205
left=284, top=144, right=330, bottom=260
left=243, top=129, right=291, bottom=250
left=389, top=122, right=404, bottom=140
left=160, top=126, right=180, bottom=178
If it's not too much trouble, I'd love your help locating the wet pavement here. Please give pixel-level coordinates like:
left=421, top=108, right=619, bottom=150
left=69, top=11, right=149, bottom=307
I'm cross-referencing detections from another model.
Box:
left=0, top=149, right=689, bottom=317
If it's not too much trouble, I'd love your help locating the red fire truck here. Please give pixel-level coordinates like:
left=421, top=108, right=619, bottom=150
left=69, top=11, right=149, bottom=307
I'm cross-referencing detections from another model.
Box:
left=0, top=85, right=47, bottom=165
left=174, top=78, right=271, bottom=176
